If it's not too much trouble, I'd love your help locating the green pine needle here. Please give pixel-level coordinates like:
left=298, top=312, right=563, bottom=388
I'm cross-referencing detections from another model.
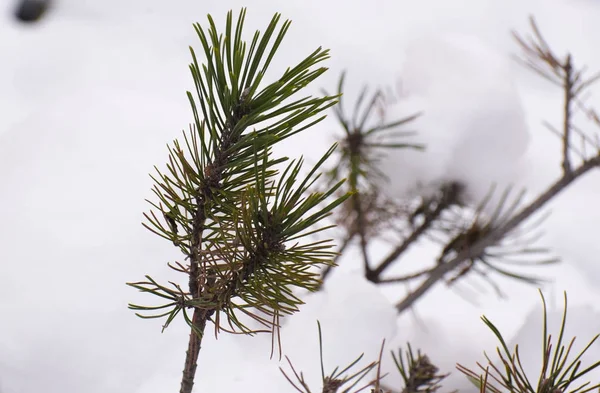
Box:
left=127, top=8, right=348, bottom=345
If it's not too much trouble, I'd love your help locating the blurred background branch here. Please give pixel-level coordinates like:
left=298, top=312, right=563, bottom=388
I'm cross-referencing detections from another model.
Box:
left=319, top=16, right=600, bottom=316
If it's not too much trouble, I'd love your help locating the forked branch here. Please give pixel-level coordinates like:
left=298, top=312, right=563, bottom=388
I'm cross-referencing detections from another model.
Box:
left=394, top=16, right=600, bottom=312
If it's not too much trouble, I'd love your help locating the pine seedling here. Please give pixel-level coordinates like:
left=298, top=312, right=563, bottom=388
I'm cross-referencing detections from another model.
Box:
left=458, top=290, right=600, bottom=393
left=390, top=344, right=449, bottom=393
left=280, top=321, right=381, bottom=393
left=127, top=8, right=348, bottom=393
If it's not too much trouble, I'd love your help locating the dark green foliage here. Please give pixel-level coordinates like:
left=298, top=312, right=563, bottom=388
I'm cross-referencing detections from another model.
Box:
left=127, top=8, right=348, bottom=341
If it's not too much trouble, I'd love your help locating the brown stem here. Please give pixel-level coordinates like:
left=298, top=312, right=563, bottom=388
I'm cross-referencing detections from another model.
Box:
left=179, top=191, right=209, bottom=393
left=352, top=191, right=374, bottom=278
left=395, top=155, right=600, bottom=313
left=178, top=104, right=247, bottom=392
left=562, top=55, right=573, bottom=174
left=345, top=127, right=373, bottom=278
left=180, top=310, right=209, bottom=393
left=376, top=268, right=433, bottom=284
left=371, top=184, right=459, bottom=279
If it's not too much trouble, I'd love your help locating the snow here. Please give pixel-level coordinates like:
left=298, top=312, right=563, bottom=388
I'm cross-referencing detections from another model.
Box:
left=280, top=272, right=397, bottom=389
left=132, top=272, right=397, bottom=393
left=378, top=32, right=531, bottom=206
left=3, top=1, right=600, bottom=392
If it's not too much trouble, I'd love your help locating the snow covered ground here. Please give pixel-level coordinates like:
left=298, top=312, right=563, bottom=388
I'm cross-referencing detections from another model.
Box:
left=2, top=0, right=600, bottom=392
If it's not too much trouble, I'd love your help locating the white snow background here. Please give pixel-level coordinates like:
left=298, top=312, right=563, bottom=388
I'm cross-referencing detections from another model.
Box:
left=2, top=0, right=600, bottom=392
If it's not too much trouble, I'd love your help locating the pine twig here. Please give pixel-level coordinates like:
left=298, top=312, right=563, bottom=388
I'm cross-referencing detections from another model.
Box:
left=395, top=155, right=600, bottom=313
left=353, top=191, right=374, bottom=278
left=180, top=310, right=210, bottom=393
left=129, top=9, right=345, bottom=393
left=562, top=54, right=574, bottom=175
left=391, top=344, right=448, bottom=393
left=458, top=291, right=600, bottom=393
left=370, top=182, right=462, bottom=280
left=179, top=62, right=247, bottom=393
left=280, top=321, right=380, bottom=393
left=395, top=16, right=600, bottom=313
left=375, top=268, right=433, bottom=284
left=323, top=72, right=422, bottom=283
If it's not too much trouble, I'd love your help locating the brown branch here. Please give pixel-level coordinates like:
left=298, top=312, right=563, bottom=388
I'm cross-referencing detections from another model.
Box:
left=180, top=310, right=210, bottom=393
left=376, top=268, right=433, bottom=284
left=390, top=17, right=600, bottom=314
left=515, top=17, right=600, bottom=173
left=562, top=54, right=574, bottom=174
left=371, top=215, right=436, bottom=279
left=179, top=181, right=210, bottom=393
left=179, top=103, right=247, bottom=393
left=353, top=190, right=373, bottom=278
left=372, top=182, right=462, bottom=283
left=370, top=183, right=461, bottom=279
left=395, top=155, right=600, bottom=313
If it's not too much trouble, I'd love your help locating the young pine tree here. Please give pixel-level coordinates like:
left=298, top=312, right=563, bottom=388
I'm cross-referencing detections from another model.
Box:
left=127, top=9, right=349, bottom=393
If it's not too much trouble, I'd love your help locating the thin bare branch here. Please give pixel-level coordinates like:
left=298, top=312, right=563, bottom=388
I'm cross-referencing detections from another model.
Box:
left=562, top=54, right=574, bottom=174
left=370, top=182, right=462, bottom=280
left=352, top=192, right=374, bottom=277
left=377, top=268, right=434, bottom=284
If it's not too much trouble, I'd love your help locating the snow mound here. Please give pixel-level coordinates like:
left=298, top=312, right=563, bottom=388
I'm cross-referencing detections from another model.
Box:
left=379, top=32, right=530, bottom=207
left=278, top=272, right=398, bottom=391
left=132, top=272, right=397, bottom=393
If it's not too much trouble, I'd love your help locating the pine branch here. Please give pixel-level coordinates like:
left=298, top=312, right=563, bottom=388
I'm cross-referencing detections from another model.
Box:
left=370, top=182, right=462, bottom=280
left=391, top=344, right=448, bottom=393
left=392, top=16, right=600, bottom=312
left=180, top=311, right=210, bottom=393
left=128, top=9, right=347, bottom=392
left=179, top=68, right=250, bottom=393
left=458, top=291, right=600, bottom=393
left=322, top=72, right=422, bottom=282
left=396, top=154, right=600, bottom=313
left=562, top=54, right=574, bottom=174
left=375, top=268, right=433, bottom=284
left=353, top=191, right=374, bottom=279
left=281, top=321, right=380, bottom=393
left=513, top=17, right=600, bottom=175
